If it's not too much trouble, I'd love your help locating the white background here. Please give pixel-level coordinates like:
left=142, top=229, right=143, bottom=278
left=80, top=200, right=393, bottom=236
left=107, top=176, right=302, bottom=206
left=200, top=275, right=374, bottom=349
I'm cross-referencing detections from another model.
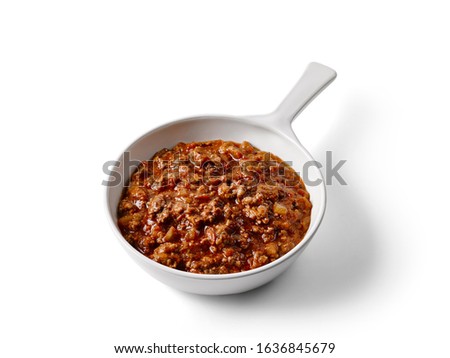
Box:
left=1, top=1, right=449, bottom=357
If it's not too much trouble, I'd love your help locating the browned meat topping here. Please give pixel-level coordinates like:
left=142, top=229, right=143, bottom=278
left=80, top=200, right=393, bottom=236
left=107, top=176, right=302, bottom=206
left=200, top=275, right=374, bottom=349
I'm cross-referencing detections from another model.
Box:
left=118, top=140, right=312, bottom=274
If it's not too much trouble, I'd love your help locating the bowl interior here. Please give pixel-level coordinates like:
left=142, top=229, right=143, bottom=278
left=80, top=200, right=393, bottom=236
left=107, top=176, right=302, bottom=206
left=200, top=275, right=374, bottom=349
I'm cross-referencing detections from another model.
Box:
left=106, top=116, right=326, bottom=266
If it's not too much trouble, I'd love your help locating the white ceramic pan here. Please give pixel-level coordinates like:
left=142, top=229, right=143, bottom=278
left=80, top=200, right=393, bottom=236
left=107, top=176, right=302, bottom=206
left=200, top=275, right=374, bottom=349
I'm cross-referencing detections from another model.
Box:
left=105, top=62, right=337, bottom=295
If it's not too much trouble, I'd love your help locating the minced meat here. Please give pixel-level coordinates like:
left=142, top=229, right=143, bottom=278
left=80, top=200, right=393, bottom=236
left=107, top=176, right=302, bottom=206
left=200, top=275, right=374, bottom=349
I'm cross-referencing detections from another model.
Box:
left=118, top=140, right=312, bottom=274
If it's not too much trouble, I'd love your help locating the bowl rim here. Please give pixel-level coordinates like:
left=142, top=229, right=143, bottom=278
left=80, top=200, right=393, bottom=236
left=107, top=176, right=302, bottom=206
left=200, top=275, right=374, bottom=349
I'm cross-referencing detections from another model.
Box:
left=105, top=115, right=327, bottom=280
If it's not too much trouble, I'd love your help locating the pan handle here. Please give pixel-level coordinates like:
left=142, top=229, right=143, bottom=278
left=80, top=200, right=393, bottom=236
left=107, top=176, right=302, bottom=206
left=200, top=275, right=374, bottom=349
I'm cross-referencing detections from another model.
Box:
left=247, top=62, right=337, bottom=140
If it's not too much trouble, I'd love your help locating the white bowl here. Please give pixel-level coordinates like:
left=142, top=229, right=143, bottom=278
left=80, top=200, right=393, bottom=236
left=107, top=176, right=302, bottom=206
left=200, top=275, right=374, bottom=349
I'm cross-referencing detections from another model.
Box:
left=105, top=63, right=336, bottom=295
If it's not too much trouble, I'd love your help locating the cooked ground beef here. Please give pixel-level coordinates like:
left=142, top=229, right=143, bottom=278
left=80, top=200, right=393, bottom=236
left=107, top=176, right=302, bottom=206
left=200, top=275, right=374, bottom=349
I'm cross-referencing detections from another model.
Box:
left=118, top=140, right=312, bottom=274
